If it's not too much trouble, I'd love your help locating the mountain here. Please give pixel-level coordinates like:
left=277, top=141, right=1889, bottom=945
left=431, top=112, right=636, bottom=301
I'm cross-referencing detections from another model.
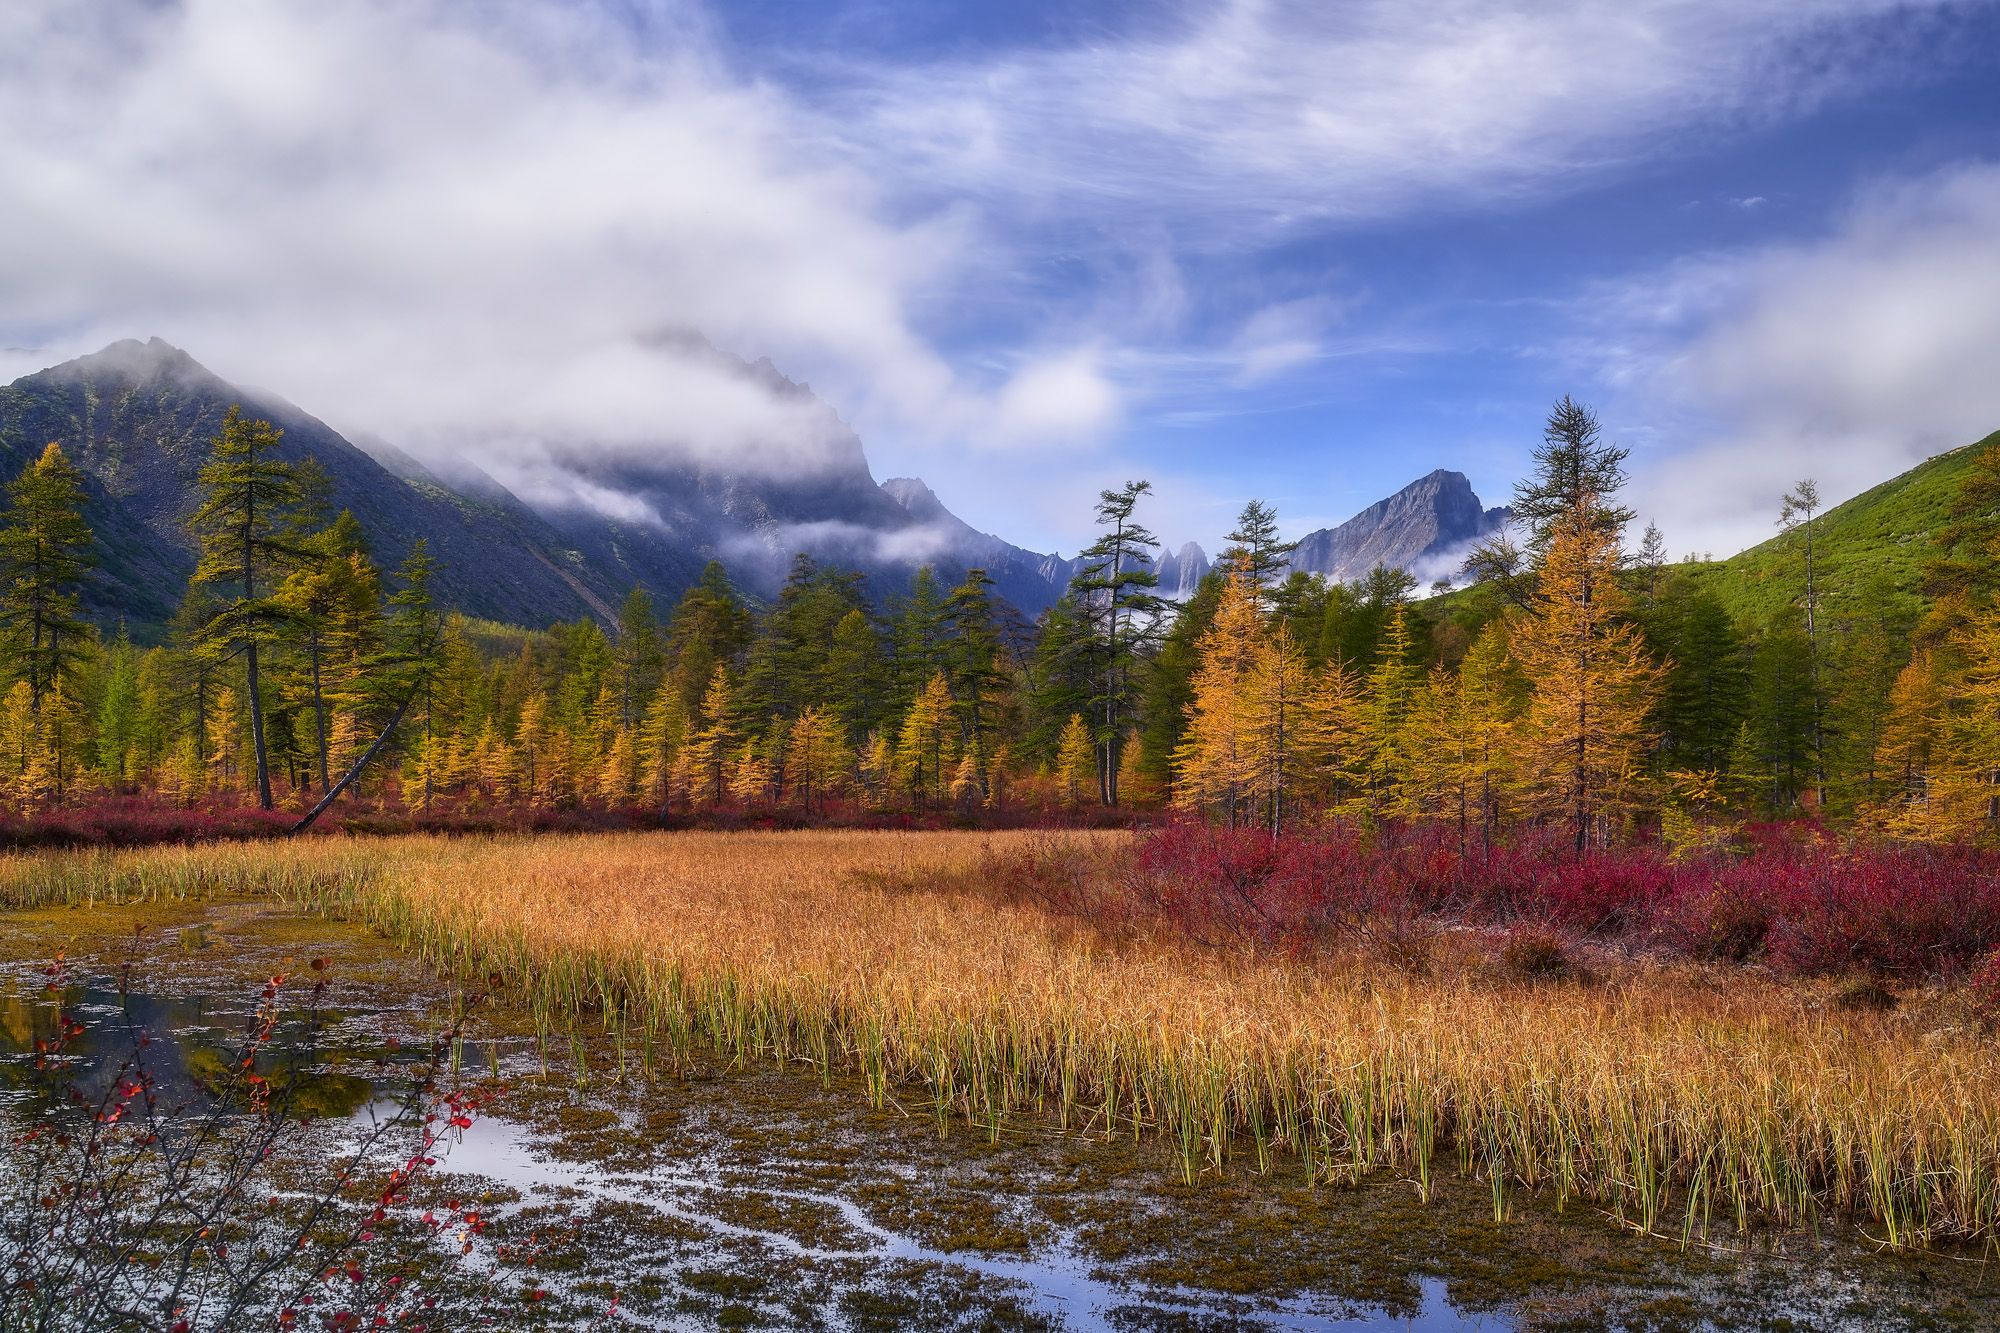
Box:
left=878, top=477, right=1078, bottom=612
left=0, top=339, right=1078, bottom=635
left=1288, top=469, right=1507, bottom=584
left=0, top=338, right=628, bottom=633
left=1154, top=542, right=1211, bottom=600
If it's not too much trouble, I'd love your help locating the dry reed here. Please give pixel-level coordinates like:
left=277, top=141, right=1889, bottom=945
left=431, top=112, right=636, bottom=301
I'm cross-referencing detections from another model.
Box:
left=5, top=830, right=1997, bottom=1250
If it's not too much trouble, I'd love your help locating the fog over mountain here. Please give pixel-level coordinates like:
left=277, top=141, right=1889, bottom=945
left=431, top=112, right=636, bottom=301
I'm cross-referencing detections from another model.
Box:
left=0, top=339, right=1093, bottom=631
left=0, top=338, right=1526, bottom=636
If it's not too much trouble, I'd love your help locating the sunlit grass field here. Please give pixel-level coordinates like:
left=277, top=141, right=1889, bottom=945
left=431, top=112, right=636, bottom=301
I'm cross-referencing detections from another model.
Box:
left=5, top=830, right=1998, bottom=1251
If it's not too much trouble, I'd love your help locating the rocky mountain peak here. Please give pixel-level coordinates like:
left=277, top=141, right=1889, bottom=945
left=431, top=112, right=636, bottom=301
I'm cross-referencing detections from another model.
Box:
left=1288, top=469, right=1507, bottom=584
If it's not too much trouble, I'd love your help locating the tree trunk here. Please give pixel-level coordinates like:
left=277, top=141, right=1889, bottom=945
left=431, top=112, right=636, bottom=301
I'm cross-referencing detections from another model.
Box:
left=289, top=691, right=414, bottom=834
left=247, top=638, right=273, bottom=810
left=310, top=635, right=330, bottom=794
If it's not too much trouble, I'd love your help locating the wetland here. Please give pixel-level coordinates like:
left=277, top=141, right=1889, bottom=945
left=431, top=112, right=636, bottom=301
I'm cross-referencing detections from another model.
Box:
left=5, top=884, right=1996, bottom=1331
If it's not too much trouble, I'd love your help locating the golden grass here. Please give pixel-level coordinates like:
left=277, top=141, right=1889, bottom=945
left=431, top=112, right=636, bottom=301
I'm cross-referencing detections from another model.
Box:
left=6, top=829, right=1999, bottom=1250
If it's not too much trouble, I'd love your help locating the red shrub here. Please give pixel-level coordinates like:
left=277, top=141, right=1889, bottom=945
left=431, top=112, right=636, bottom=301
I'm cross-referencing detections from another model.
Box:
left=1109, top=818, right=2000, bottom=982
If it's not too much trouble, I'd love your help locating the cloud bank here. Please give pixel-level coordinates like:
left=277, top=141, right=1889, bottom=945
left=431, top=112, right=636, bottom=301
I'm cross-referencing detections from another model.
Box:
left=0, top=0, right=1115, bottom=491
left=0, top=0, right=1987, bottom=555
left=1602, top=162, right=2000, bottom=560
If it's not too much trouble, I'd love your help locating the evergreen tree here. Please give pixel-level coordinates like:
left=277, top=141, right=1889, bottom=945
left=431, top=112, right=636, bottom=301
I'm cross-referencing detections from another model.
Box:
left=1219, top=499, right=1298, bottom=601
left=889, top=566, right=951, bottom=712
left=1738, top=621, right=1816, bottom=810
left=1511, top=499, right=1660, bottom=851
left=614, top=586, right=663, bottom=729
left=0, top=443, right=94, bottom=708
left=824, top=608, right=886, bottom=736
left=1650, top=586, right=1750, bottom=776
left=1069, top=480, right=1163, bottom=804
left=945, top=568, right=1007, bottom=791
left=189, top=407, right=311, bottom=809
left=666, top=561, right=753, bottom=709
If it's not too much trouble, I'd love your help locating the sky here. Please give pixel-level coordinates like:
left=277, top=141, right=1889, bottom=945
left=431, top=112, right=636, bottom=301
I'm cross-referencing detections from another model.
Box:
left=1, top=0, right=1998, bottom=562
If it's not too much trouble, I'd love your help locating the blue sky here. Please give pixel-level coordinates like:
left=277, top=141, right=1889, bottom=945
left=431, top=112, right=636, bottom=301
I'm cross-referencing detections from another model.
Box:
left=3, top=1, right=1999, bottom=561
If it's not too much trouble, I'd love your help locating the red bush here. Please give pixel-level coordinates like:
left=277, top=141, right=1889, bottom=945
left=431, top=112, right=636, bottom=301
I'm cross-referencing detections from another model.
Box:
left=1108, top=819, right=2000, bottom=981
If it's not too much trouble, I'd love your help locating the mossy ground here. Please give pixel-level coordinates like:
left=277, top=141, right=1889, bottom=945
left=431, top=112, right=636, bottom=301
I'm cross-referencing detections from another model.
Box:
left=6, top=898, right=1999, bottom=1330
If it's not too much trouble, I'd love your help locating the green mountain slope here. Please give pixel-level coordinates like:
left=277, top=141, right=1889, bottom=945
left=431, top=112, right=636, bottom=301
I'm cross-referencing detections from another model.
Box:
left=1683, top=428, right=1999, bottom=627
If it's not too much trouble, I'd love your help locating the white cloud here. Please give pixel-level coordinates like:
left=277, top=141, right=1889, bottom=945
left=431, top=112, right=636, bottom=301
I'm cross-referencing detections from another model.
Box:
left=1594, top=162, right=2000, bottom=560
left=985, top=347, right=1123, bottom=447
left=1229, top=298, right=1343, bottom=384
left=833, top=0, right=1969, bottom=237
left=0, top=0, right=1124, bottom=513
left=0, top=0, right=1985, bottom=556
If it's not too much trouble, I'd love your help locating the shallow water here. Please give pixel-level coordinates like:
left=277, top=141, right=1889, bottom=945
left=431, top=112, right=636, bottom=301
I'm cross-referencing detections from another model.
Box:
left=5, top=902, right=1999, bottom=1330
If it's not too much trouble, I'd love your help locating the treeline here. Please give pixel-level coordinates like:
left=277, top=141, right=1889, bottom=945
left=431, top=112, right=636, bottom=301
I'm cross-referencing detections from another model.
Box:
left=1157, top=400, right=2000, bottom=847
left=0, top=399, right=1995, bottom=842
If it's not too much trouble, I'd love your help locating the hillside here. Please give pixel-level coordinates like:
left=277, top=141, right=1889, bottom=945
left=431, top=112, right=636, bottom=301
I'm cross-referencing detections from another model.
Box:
left=1685, top=429, right=1998, bottom=626
left=0, top=339, right=1082, bottom=635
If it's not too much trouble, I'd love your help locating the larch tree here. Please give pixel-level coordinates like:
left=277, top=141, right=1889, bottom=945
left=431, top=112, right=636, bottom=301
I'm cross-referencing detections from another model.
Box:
left=1173, top=560, right=1262, bottom=827
left=786, top=705, right=850, bottom=812
left=0, top=443, right=94, bottom=710
left=1069, top=480, right=1163, bottom=805
left=1511, top=396, right=1635, bottom=554
left=1510, top=498, right=1661, bottom=852
left=189, top=407, right=311, bottom=809
left=277, top=510, right=377, bottom=794
left=1244, top=620, right=1310, bottom=836
left=1296, top=659, right=1366, bottom=812
left=637, top=676, right=689, bottom=815
left=1464, top=396, right=1632, bottom=607
left=685, top=667, right=736, bottom=807
left=1055, top=713, right=1094, bottom=808
left=1778, top=478, right=1828, bottom=806
left=1361, top=603, right=1423, bottom=815
left=382, top=540, right=445, bottom=807
left=895, top=670, right=957, bottom=809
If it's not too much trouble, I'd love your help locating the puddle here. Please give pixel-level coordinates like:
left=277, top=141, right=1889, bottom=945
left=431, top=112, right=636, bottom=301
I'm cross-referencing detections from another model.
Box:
left=402, top=1106, right=1503, bottom=1330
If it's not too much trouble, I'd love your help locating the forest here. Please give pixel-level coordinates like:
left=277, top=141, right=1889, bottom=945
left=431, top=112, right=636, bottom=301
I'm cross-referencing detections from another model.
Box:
left=0, top=396, right=1992, bottom=851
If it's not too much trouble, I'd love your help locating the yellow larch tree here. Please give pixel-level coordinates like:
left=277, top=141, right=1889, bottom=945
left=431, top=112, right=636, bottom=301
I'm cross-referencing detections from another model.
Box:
left=1405, top=621, right=1520, bottom=849
left=637, top=678, right=688, bottom=812
left=1173, top=559, right=1261, bottom=825
left=207, top=686, right=243, bottom=794
left=1295, top=660, right=1366, bottom=812
left=1243, top=621, right=1310, bottom=835
left=895, top=671, right=957, bottom=809
left=1055, top=713, right=1094, bottom=808
left=786, top=705, right=851, bottom=811
left=1510, top=499, right=1661, bottom=852
left=727, top=742, right=770, bottom=805
left=682, top=667, right=736, bottom=808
